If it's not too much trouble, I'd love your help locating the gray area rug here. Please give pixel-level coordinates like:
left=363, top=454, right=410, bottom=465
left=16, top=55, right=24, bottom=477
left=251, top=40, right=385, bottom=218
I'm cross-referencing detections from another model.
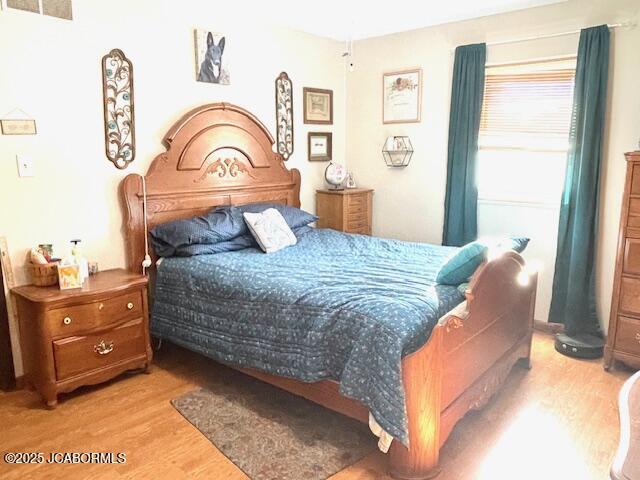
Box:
left=171, top=369, right=376, bottom=480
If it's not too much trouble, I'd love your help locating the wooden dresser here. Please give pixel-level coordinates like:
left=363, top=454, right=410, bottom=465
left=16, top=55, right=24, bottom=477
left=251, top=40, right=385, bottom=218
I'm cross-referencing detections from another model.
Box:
left=12, top=269, right=151, bottom=408
left=605, top=151, right=640, bottom=371
left=316, top=188, right=373, bottom=235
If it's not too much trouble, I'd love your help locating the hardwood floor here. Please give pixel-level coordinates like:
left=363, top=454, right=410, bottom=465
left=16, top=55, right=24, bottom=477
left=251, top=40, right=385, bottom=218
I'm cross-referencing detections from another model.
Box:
left=0, top=332, right=633, bottom=480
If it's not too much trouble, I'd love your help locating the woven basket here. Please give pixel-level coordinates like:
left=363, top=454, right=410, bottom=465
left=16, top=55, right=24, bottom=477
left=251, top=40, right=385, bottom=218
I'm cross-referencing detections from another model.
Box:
left=30, top=262, right=59, bottom=287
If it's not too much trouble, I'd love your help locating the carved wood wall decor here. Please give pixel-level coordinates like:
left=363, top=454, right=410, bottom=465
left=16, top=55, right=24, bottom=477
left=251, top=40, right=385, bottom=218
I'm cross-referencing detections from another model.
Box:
left=102, top=49, right=136, bottom=170
left=275, top=72, right=294, bottom=160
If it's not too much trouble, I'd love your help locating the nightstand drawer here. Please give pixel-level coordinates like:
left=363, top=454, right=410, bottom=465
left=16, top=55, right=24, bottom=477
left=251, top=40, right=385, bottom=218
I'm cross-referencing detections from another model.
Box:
left=347, top=215, right=369, bottom=230
left=346, top=226, right=371, bottom=235
left=615, top=316, right=640, bottom=356
left=347, top=194, right=367, bottom=208
left=53, top=318, right=145, bottom=381
left=48, top=290, right=143, bottom=337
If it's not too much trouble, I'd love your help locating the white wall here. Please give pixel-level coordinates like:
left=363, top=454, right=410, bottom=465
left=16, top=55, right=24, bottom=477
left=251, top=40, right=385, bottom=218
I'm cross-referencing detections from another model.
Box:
left=347, top=0, right=640, bottom=328
left=0, top=0, right=346, bottom=375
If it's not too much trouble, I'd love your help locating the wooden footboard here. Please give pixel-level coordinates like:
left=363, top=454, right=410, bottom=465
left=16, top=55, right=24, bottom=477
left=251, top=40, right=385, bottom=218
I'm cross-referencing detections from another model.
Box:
left=388, top=251, right=536, bottom=479
left=239, top=252, right=536, bottom=480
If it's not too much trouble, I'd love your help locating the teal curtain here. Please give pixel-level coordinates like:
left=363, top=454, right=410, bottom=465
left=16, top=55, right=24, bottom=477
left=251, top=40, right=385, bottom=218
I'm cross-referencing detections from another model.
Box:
left=549, top=25, right=610, bottom=335
left=442, top=43, right=486, bottom=247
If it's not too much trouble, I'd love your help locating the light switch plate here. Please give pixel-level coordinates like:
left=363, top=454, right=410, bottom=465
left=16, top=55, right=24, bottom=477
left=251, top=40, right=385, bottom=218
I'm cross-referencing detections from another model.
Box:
left=16, top=155, right=35, bottom=177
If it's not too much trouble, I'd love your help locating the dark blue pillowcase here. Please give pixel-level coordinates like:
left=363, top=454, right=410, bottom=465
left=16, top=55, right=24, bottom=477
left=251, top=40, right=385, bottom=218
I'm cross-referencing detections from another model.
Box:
left=150, top=206, right=246, bottom=257
left=216, top=203, right=318, bottom=230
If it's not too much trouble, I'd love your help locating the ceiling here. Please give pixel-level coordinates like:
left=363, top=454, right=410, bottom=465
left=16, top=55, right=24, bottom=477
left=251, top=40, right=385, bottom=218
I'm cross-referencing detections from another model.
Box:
left=261, top=0, right=567, bottom=41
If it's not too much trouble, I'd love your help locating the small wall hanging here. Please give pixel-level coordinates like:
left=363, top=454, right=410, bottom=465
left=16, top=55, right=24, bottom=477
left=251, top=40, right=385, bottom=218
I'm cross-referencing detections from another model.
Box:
left=275, top=72, right=294, bottom=160
left=102, top=48, right=136, bottom=170
left=1, top=109, right=37, bottom=135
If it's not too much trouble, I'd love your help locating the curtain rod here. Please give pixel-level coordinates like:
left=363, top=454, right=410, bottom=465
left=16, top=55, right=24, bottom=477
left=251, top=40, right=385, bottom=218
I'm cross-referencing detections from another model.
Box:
left=486, top=21, right=632, bottom=47
left=450, top=21, right=635, bottom=51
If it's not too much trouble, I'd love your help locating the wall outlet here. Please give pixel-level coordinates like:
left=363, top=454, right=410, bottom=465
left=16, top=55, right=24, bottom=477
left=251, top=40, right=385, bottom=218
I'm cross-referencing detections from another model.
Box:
left=16, top=155, right=35, bottom=177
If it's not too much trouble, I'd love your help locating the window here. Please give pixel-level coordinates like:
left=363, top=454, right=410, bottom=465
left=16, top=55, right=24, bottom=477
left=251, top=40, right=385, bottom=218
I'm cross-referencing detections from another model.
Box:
left=477, top=58, right=576, bottom=204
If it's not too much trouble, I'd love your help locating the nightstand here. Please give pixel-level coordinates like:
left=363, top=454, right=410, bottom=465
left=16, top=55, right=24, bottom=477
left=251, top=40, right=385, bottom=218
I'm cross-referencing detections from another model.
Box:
left=12, top=268, right=151, bottom=408
left=316, top=188, right=373, bottom=235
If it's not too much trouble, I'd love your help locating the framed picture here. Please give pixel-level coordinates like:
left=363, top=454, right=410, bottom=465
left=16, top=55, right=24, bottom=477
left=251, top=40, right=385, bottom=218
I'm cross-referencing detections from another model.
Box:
left=308, top=132, right=332, bottom=162
left=194, top=29, right=229, bottom=85
left=303, top=87, right=333, bottom=124
left=382, top=68, right=422, bottom=124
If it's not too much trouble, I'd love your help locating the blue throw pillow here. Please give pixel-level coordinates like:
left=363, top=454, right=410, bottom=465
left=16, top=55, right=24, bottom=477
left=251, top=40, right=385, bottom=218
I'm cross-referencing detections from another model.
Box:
left=436, top=241, right=488, bottom=285
left=510, top=237, right=530, bottom=253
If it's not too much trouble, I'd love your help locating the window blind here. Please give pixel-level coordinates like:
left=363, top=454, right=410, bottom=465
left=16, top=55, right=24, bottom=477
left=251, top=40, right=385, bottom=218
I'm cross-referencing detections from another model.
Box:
left=479, top=59, right=576, bottom=151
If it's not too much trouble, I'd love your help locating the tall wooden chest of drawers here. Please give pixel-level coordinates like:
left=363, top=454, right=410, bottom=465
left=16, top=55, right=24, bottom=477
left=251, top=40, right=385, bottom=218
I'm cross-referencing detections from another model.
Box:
left=12, top=269, right=152, bottom=407
left=605, top=151, right=640, bottom=370
left=316, top=188, right=373, bottom=235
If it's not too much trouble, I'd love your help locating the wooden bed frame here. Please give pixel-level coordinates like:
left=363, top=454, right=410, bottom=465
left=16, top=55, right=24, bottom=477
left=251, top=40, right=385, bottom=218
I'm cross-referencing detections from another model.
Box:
left=121, top=103, right=537, bottom=479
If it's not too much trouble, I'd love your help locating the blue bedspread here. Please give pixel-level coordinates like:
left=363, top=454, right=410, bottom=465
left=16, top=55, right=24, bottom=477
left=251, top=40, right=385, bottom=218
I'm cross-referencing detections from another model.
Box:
left=152, top=228, right=464, bottom=445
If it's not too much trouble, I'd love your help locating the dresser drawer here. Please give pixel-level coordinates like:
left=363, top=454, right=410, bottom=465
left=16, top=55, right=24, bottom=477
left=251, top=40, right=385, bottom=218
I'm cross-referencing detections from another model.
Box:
left=615, top=316, right=640, bottom=356
left=630, top=198, right=640, bottom=217
left=347, top=193, right=368, bottom=209
left=631, top=164, right=640, bottom=195
left=624, top=238, right=640, bottom=276
left=53, top=318, right=145, bottom=381
left=47, top=290, right=143, bottom=337
left=347, top=215, right=369, bottom=230
left=620, top=277, right=640, bottom=317
left=346, top=226, right=371, bottom=235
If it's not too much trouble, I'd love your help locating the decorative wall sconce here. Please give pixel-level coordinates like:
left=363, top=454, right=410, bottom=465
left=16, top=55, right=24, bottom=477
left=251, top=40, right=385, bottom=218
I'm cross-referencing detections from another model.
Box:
left=275, top=72, right=294, bottom=160
left=382, top=136, right=413, bottom=167
left=102, top=48, right=136, bottom=170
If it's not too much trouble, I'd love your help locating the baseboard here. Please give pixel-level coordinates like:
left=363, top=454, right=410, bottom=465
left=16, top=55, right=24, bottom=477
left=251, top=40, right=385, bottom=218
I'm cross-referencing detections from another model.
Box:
left=533, top=320, right=564, bottom=334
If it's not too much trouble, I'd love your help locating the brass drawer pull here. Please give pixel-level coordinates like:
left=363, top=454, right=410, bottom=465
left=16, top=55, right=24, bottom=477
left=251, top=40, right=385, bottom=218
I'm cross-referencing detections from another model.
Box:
left=94, top=340, right=114, bottom=355
left=127, top=302, right=134, bottom=310
left=636, top=332, right=640, bottom=343
left=98, top=303, right=104, bottom=311
left=63, top=317, right=72, bottom=325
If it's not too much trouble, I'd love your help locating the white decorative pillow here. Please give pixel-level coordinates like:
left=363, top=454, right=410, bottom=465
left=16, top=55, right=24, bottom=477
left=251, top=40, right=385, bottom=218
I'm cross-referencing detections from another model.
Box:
left=243, top=208, right=297, bottom=253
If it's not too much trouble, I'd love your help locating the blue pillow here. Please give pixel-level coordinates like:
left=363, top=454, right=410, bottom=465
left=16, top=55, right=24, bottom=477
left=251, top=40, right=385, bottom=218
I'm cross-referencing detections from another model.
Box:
left=217, top=203, right=318, bottom=229
left=150, top=207, right=246, bottom=257
left=436, top=241, right=488, bottom=286
left=510, top=237, right=530, bottom=253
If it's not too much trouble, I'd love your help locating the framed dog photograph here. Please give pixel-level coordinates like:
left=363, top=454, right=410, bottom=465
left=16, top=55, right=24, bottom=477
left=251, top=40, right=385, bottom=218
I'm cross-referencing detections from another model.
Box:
left=194, top=29, right=230, bottom=85
left=383, top=68, right=422, bottom=124
left=308, top=132, right=332, bottom=162
left=303, top=88, right=333, bottom=124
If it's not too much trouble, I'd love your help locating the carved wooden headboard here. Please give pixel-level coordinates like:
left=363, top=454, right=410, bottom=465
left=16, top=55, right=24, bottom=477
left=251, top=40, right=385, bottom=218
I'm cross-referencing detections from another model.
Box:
left=121, top=102, right=301, bottom=272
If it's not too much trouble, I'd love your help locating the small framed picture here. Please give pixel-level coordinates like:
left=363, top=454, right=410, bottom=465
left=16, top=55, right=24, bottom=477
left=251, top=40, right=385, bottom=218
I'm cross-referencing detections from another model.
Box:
left=383, top=68, right=422, bottom=124
left=308, top=132, right=332, bottom=162
left=303, top=87, right=333, bottom=124
left=57, top=264, right=82, bottom=290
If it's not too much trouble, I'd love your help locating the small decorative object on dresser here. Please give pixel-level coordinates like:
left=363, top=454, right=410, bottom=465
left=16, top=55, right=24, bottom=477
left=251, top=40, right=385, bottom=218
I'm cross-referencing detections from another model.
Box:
left=324, top=161, right=347, bottom=190
left=316, top=188, right=373, bottom=235
left=11, top=269, right=152, bottom=408
left=605, top=151, right=640, bottom=371
left=383, top=135, right=414, bottom=167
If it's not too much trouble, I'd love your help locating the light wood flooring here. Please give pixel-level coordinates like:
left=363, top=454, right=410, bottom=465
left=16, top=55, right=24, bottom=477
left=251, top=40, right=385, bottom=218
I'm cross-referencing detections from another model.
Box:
left=0, top=332, right=634, bottom=480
